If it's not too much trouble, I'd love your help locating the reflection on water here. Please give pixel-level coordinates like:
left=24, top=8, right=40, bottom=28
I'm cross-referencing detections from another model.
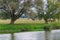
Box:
left=14, top=31, right=45, bottom=40
left=0, top=30, right=60, bottom=40
left=0, top=34, right=11, bottom=40
left=51, top=30, right=60, bottom=40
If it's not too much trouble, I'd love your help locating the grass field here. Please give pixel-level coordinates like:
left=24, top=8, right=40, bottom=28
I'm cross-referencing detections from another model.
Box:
left=0, top=18, right=59, bottom=24
left=0, top=18, right=45, bottom=24
left=0, top=18, right=60, bottom=34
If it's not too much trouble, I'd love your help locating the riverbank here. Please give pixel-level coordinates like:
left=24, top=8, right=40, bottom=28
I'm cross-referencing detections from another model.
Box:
left=0, top=23, right=60, bottom=34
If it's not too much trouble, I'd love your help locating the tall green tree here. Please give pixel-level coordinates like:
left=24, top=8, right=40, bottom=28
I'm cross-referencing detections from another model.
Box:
left=38, top=0, right=58, bottom=23
left=56, top=1, right=60, bottom=23
left=0, top=0, right=26, bottom=24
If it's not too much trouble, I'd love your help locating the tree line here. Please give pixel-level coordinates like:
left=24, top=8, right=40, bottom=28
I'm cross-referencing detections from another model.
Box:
left=0, top=0, right=60, bottom=24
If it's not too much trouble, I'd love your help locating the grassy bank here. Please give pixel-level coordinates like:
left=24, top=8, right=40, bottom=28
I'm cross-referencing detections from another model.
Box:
left=0, top=23, right=45, bottom=33
left=0, top=23, right=60, bottom=34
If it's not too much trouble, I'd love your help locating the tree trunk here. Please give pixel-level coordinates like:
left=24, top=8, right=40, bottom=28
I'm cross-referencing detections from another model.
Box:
left=44, top=19, right=48, bottom=24
left=10, top=9, right=16, bottom=24
left=10, top=18, right=16, bottom=24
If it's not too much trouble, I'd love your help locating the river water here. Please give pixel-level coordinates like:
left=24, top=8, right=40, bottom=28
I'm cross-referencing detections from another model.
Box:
left=0, top=30, right=60, bottom=40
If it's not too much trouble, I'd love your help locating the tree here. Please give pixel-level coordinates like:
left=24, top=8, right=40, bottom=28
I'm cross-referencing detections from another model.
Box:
left=0, top=0, right=27, bottom=24
left=46, top=1, right=58, bottom=23
left=0, top=0, right=39, bottom=24
left=36, top=0, right=60, bottom=23
left=38, top=0, right=58, bottom=23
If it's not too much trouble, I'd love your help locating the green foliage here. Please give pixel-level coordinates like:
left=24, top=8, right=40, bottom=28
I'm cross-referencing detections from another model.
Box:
left=0, top=9, right=10, bottom=19
left=55, top=11, right=60, bottom=21
left=46, top=1, right=57, bottom=19
left=35, top=0, right=43, bottom=6
left=37, top=1, right=58, bottom=23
